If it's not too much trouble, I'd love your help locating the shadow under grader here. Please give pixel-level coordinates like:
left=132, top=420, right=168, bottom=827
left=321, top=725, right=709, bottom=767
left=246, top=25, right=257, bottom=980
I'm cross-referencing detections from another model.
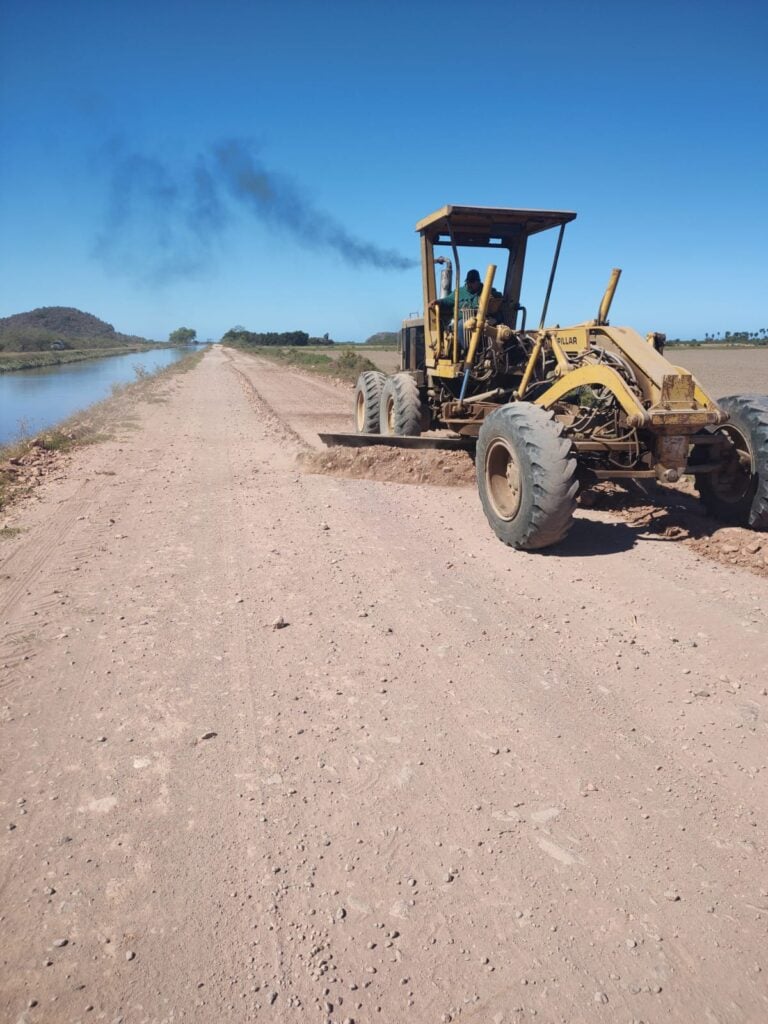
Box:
left=551, top=516, right=638, bottom=557
left=550, top=480, right=723, bottom=558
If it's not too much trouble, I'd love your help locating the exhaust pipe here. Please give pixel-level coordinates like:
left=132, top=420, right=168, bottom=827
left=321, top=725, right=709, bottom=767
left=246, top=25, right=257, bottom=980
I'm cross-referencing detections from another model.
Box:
left=435, top=256, right=453, bottom=298
left=597, top=268, right=621, bottom=325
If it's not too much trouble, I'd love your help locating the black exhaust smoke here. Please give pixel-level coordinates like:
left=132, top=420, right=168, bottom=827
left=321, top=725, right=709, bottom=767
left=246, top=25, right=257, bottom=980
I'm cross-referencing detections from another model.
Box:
left=95, top=139, right=415, bottom=283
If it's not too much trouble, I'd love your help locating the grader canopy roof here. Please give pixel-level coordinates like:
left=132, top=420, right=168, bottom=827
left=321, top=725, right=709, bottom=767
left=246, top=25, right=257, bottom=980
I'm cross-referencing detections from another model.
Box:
left=416, top=206, right=577, bottom=246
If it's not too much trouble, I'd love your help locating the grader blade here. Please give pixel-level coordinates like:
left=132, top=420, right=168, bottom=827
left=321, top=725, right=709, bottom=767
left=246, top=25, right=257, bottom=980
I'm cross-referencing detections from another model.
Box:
left=318, top=432, right=475, bottom=452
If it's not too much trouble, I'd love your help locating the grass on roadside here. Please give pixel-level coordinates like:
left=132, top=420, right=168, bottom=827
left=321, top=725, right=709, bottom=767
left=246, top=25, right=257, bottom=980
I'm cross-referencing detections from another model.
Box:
left=229, top=344, right=378, bottom=383
left=0, top=348, right=207, bottom=514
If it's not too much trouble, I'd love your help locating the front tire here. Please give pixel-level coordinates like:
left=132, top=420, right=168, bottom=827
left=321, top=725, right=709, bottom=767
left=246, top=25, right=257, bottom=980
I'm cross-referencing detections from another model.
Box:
left=379, top=373, right=423, bottom=436
left=695, top=394, right=768, bottom=529
left=477, top=404, right=578, bottom=550
left=354, top=371, right=386, bottom=434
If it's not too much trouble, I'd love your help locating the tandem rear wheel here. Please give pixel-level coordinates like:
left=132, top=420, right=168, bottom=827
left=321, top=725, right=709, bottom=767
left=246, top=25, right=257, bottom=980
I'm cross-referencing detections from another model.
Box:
left=379, top=373, right=423, bottom=437
left=694, top=394, right=768, bottom=529
left=354, top=371, right=387, bottom=434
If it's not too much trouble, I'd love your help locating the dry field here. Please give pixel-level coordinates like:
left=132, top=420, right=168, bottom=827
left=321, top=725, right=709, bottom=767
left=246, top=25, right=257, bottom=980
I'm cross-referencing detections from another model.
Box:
left=667, top=347, right=768, bottom=396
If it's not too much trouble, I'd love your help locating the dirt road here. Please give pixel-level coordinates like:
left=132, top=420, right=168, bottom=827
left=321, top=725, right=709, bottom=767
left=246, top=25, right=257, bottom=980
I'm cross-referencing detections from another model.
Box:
left=2, top=347, right=767, bottom=1024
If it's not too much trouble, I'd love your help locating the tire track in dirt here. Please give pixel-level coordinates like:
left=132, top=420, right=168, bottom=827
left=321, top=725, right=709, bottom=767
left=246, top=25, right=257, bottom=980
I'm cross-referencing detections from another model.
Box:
left=0, top=481, right=104, bottom=685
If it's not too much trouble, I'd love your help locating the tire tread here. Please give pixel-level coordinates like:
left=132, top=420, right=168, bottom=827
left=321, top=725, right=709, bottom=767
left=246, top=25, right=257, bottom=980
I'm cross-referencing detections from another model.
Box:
left=696, top=394, right=768, bottom=529
left=355, top=371, right=386, bottom=434
left=380, top=373, right=423, bottom=436
left=477, top=403, right=578, bottom=550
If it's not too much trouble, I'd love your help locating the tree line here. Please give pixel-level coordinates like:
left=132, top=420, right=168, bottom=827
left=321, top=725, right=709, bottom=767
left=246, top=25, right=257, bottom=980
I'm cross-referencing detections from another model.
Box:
left=669, top=330, right=768, bottom=346
left=219, top=328, right=334, bottom=347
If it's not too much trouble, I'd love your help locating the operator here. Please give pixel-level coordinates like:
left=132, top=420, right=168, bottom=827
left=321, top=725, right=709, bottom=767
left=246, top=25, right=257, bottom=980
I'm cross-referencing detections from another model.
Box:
left=429, top=268, right=484, bottom=313
left=429, top=269, right=503, bottom=349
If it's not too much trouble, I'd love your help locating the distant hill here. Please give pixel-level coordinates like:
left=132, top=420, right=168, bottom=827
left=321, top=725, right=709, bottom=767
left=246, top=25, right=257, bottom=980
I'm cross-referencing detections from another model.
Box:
left=363, top=332, right=398, bottom=347
left=0, top=307, right=155, bottom=352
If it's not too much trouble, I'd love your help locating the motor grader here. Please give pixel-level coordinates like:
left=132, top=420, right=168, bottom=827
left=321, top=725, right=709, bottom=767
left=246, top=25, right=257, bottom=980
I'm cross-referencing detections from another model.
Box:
left=322, top=205, right=768, bottom=550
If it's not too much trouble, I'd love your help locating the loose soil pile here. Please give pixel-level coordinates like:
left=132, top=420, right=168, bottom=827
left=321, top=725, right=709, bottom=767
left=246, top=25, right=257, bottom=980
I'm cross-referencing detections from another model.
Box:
left=300, top=445, right=476, bottom=487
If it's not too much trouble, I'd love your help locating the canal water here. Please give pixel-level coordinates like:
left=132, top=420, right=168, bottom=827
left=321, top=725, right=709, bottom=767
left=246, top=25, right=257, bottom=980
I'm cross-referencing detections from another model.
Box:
left=0, top=348, right=190, bottom=447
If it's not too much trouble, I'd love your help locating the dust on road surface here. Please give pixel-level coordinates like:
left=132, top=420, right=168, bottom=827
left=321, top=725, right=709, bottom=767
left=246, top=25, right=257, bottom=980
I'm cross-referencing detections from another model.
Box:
left=1, top=346, right=767, bottom=1024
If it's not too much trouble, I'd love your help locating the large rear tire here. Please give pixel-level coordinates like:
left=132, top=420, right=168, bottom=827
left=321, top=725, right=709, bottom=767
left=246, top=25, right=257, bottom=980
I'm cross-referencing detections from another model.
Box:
left=477, top=404, right=578, bottom=550
left=694, top=394, right=768, bottom=529
left=379, top=373, right=423, bottom=437
left=354, top=371, right=387, bottom=434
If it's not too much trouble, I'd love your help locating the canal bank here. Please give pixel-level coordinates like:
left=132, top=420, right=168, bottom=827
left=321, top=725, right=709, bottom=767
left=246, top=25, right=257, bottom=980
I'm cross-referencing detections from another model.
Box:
left=0, top=349, right=206, bottom=514
left=0, top=347, right=195, bottom=447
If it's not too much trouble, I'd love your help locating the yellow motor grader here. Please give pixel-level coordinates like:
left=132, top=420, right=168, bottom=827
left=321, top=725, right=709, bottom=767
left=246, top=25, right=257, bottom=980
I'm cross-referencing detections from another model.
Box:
left=321, top=205, right=768, bottom=549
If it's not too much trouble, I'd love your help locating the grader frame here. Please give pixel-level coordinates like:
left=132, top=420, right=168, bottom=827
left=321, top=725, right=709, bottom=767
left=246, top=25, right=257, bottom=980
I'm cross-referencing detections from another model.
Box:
left=322, top=205, right=768, bottom=549
left=411, top=205, right=725, bottom=485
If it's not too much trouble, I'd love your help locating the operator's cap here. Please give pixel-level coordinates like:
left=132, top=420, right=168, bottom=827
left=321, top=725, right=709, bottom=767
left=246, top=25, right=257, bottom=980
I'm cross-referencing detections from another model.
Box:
left=466, top=269, right=481, bottom=284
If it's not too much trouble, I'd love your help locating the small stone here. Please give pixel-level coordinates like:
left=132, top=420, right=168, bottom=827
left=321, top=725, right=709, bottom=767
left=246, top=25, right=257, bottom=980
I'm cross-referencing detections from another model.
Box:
left=267, top=991, right=278, bottom=1005
left=97, top=736, right=107, bottom=743
left=490, top=747, right=499, bottom=755
left=320, top=522, right=330, bottom=531
left=125, top=950, right=136, bottom=961
left=28, top=999, right=38, bottom=1008
left=694, top=690, right=710, bottom=698
left=594, top=991, right=609, bottom=1004
left=52, top=938, right=68, bottom=948
left=664, top=890, right=681, bottom=901
left=444, top=873, right=454, bottom=883
left=272, top=616, right=288, bottom=630
left=43, top=885, right=56, bottom=896
left=626, top=938, right=637, bottom=949
left=200, top=731, right=217, bottom=741
left=336, top=907, right=346, bottom=920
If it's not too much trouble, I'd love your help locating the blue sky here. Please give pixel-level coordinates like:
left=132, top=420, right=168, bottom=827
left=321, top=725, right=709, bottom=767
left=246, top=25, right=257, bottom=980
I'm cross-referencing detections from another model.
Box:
left=1, top=0, right=766, bottom=342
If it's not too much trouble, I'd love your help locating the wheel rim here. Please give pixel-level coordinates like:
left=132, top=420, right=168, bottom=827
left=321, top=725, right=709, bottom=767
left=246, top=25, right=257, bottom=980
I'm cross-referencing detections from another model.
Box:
left=356, top=390, right=366, bottom=431
left=709, top=424, right=754, bottom=505
left=385, top=395, right=395, bottom=434
left=485, top=438, right=522, bottom=520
